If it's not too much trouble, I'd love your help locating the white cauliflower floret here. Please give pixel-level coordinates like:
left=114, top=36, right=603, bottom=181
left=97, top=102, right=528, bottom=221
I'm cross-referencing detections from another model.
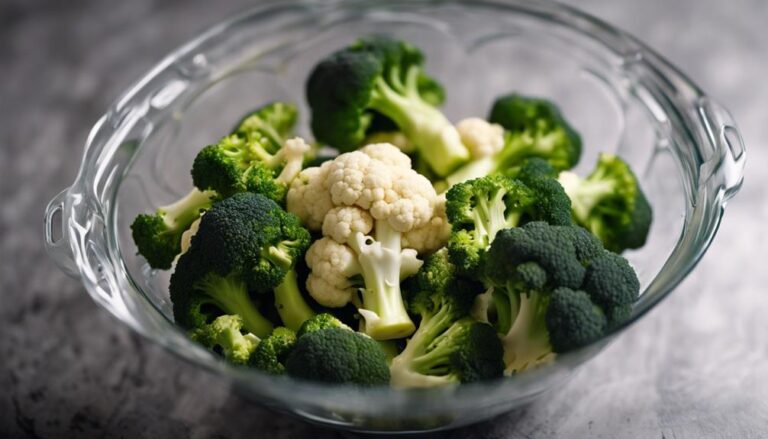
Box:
left=360, top=142, right=412, bottom=168
left=300, top=146, right=445, bottom=340
left=275, top=137, right=312, bottom=184
left=325, top=151, right=393, bottom=209
left=322, top=206, right=374, bottom=245
left=305, top=238, right=361, bottom=308
left=402, top=193, right=450, bottom=254
left=286, top=161, right=333, bottom=230
left=456, top=117, right=505, bottom=158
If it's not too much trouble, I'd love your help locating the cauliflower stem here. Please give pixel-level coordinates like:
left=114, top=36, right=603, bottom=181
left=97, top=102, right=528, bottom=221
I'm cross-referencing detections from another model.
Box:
left=350, top=221, right=419, bottom=340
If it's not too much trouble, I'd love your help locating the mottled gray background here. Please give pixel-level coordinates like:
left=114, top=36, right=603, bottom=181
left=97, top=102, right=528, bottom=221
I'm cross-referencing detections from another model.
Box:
left=2, top=0, right=766, bottom=437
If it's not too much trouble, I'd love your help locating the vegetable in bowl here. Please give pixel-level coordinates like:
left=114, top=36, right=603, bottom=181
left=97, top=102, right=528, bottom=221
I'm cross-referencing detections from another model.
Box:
left=129, top=35, right=652, bottom=389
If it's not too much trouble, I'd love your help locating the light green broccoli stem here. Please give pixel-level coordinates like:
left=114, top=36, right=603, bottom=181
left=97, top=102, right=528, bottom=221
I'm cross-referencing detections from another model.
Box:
left=501, top=291, right=553, bottom=375
left=445, top=130, right=567, bottom=187
left=445, top=156, right=497, bottom=187
left=349, top=221, right=418, bottom=340
left=158, top=188, right=214, bottom=231
left=470, top=188, right=522, bottom=250
left=274, top=268, right=316, bottom=332
left=558, top=171, right=616, bottom=224
left=195, top=273, right=274, bottom=338
left=499, top=129, right=564, bottom=165
left=491, top=285, right=521, bottom=336
left=376, top=340, right=400, bottom=364
left=263, top=239, right=303, bottom=271
left=369, top=65, right=469, bottom=177
left=389, top=307, right=458, bottom=388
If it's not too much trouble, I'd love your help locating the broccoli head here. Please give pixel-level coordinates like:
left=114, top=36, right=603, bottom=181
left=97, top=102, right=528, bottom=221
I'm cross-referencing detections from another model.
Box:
left=484, top=222, right=640, bottom=374
left=558, top=153, right=652, bottom=252
left=445, top=94, right=581, bottom=185
left=297, top=313, right=351, bottom=338
left=189, top=314, right=259, bottom=365
left=170, top=193, right=312, bottom=338
left=130, top=188, right=214, bottom=269
left=306, top=35, right=469, bottom=176
left=249, top=326, right=297, bottom=374
left=285, top=327, right=391, bottom=386
left=192, top=102, right=309, bottom=202
left=445, top=174, right=572, bottom=276
left=390, top=250, right=503, bottom=388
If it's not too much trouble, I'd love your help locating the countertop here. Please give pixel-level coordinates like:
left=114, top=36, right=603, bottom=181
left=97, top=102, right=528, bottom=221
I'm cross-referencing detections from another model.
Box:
left=2, top=0, right=766, bottom=437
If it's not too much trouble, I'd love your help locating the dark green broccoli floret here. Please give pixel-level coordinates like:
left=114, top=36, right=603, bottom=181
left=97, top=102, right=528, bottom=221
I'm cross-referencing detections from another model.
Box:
left=189, top=314, right=259, bottom=365
left=130, top=188, right=214, bottom=269
left=446, top=94, right=581, bottom=185
left=297, top=313, right=351, bottom=338
left=484, top=222, right=640, bottom=374
left=545, top=288, right=607, bottom=353
left=390, top=250, right=503, bottom=388
left=558, top=153, right=652, bottom=252
left=581, top=251, right=640, bottom=328
left=170, top=193, right=313, bottom=338
left=306, top=36, right=469, bottom=176
left=249, top=327, right=297, bottom=374
left=192, top=102, right=308, bottom=202
left=445, top=174, right=572, bottom=276
left=285, top=328, right=391, bottom=386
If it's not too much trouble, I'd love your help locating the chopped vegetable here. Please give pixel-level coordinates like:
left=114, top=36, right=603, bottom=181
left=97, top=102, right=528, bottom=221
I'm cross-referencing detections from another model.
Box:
left=130, top=36, right=651, bottom=388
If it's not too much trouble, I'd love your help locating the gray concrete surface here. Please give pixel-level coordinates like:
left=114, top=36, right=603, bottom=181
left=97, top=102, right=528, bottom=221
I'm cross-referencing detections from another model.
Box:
left=2, top=0, right=766, bottom=437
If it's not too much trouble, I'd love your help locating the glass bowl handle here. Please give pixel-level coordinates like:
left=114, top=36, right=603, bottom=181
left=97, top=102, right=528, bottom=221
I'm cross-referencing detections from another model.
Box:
left=695, top=97, right=746, bottom=203
left=44, top=187, right=79, bottom=277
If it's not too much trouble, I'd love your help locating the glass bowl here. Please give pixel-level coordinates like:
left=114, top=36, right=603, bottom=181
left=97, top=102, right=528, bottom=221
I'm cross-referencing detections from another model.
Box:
left=43, top=0, right=745, bottom=433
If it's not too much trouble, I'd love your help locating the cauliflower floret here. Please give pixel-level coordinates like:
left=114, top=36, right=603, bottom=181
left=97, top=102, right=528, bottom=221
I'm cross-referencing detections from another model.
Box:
left=286, top=161, right=333, bottom=230
left=325, top=151, right=394, bottom=209
left=360, top=142, right=412, bottom=169
left=305, top=238, right=361, bottom=308
left=322, top=206, right=374, bottom=245
left=401, top=193, right=450, bottom=254
left=299, top=144, right=443, bottom=340
left=385, top=167, right=435, bottom=232
left=456, top=117, right=505, bottom=158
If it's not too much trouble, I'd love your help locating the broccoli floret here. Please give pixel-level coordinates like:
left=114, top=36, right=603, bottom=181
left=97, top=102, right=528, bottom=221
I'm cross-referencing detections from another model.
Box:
left=285, top=328, right=391, bottom=386
left=189, top=314, right=259, bottom=365
left=484, top=222, right=640, bottom=374
left=391, top=250, right=502, bottom=388
left=170, top=193, right=313, bottom=338
left=446, top=94, right=581, bottom=185
left=306, top=36, right=469, bottom=176
left=249, top=327, right=297, bottom=374
left=192, top=102, right=308, bottom=202
left=232, top=101, right=297, bottom=144
left=297, top=313, right=351, bottom=337
left=445, top=174, right=572, bottom=276
left=353, top=36, right=446, bottom=137
left=581, top=251, right=640, bottom=328
left=558, top=153, right=652, bottom=252
left=130, top=188, right=214, bottom=269
left=545, top=288, right=607, bottom=353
